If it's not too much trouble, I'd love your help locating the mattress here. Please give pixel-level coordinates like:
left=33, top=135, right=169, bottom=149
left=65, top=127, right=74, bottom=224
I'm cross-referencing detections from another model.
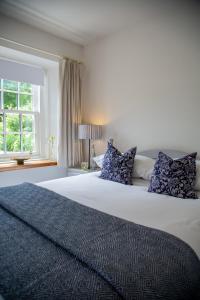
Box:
left=38, top=171, right=200, bottom=258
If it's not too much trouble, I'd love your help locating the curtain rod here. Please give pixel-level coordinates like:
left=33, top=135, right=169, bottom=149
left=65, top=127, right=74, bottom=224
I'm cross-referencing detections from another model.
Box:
left=0, top=37, right=83, bottom=64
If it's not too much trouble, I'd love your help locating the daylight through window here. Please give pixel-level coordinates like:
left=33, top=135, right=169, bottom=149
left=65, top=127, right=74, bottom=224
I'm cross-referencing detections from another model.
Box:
left=0, top=79, right=40, bottom=156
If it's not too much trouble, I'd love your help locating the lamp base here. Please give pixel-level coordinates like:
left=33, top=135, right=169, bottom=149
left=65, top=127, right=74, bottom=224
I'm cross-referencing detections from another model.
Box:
left=88, top=139, right=91, bottom=169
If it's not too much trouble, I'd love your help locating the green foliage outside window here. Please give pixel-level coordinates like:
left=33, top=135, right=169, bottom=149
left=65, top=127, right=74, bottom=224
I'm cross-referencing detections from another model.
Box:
left=6, top=114, right=20, bottom=132
left=0, top=79, right=36, bottom=153
left=20, top=82, right=32, bottom=93
left=0, top=115, right=3, bottom=132
left=6, top=134, right=20, bottom=152
left=22, top=115, right=33, bottom=132
left=4, top=92, right=17, bottom=109
left=23, top=134, right=33, bottom=152
left=4, top=114, right=34, bottom=152
left=20, top=94, right=32, bottom=110
left=5, top=133, right=33, bottom=152
left=0, top=135, right=3, bottom=152
left=3, top=80, right=18, bottom=91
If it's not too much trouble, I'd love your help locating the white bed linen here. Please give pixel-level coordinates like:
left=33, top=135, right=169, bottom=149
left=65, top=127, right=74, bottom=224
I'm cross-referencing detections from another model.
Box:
left=38, top=172, right=200, bottom=257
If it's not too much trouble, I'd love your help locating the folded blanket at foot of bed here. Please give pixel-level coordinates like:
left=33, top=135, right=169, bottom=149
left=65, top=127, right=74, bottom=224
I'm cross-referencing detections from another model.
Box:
left=0, top=183, right=200, bottom=300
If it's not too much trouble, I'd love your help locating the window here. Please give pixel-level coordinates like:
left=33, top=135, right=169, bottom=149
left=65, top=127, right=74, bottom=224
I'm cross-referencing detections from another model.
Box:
left=0, top=79, right=40, bottom=157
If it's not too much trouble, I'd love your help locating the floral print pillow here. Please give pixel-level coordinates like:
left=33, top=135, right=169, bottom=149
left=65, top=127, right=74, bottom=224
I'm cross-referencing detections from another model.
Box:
left=100, top=142, right=137, bottom=185
left=148, top=152, right=197, bottom=199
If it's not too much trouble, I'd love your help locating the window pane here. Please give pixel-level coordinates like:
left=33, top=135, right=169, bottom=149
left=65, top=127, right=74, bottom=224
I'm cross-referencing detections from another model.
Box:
left=19, top=82, right=32, bottom=93
left=19, top=94, right=32, bottom=110
left=3, top=80, right=18, bottom=91
left=0, top=134, right=4, bottom=152
left=22, top=133, right=34, bottom=152
left=0, top=114, right=3, bottom=132
left=4, top=92, right=17, bottom=109
left=22, top=114, right=33, bottom=132
left=6, top=134, right=20, bottom=152
left=6, top=114, right=20, bottom=133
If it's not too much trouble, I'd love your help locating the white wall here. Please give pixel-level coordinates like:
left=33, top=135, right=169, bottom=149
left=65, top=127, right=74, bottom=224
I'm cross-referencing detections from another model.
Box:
left=83, top=3, right=200, bottom=154
left=0, top=13, right=83, bottom=61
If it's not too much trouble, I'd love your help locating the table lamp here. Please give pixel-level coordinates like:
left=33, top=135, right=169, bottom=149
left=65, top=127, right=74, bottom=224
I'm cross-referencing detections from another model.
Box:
left=78, top=124, right=102, bottom=169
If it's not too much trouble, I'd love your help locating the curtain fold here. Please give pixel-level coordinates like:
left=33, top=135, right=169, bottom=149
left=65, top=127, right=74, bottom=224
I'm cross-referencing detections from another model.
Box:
left=58, top=59, right=83, bottom=167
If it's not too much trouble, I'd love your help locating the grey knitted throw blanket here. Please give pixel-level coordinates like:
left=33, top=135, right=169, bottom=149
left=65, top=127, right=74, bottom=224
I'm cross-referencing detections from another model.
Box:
left=0, top=183, right=200, bottom=300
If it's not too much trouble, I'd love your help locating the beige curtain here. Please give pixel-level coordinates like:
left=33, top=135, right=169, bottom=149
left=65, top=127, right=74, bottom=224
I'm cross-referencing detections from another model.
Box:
left=58, top=58, right=83, bottom=167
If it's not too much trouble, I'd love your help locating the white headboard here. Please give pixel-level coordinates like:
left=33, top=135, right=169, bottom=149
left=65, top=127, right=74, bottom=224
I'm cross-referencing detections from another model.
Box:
left=138, top=149, right=189, bottom=159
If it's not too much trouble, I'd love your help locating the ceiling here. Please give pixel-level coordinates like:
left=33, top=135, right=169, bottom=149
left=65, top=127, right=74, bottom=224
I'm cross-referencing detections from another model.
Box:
left=0, top=0, right=149, bottom=45
left=0, top=0, right=199, bottom=46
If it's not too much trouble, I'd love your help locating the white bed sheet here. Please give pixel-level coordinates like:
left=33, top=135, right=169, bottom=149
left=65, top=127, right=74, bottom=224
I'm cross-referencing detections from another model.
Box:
left=38, top=172, right=200, bottom=257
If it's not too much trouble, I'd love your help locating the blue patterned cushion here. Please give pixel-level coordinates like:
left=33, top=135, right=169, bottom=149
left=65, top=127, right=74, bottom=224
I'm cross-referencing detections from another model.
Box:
left=100, top=142, right=137, bottom=185
left=148, top=152, right=197, bottom=199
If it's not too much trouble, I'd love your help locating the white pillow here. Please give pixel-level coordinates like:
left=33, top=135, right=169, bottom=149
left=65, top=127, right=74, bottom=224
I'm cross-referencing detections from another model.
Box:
left=93, top=154, right=104, bottom=169
left=93, top=154, right=155, bottom=180
left=194, top=160, right=200, bottom=191
left=133, top=155, right=155, bottom=180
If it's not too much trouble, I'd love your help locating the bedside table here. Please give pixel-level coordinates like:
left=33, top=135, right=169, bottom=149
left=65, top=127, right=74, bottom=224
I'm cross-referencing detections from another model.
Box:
left=67, top=168, right=100, bottom=177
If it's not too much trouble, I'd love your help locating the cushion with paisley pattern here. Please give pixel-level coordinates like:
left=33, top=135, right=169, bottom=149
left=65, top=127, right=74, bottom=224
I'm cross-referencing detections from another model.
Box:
left=100, top=142, right=137, bottom=185
left=148, top=152, right=197, bottom=199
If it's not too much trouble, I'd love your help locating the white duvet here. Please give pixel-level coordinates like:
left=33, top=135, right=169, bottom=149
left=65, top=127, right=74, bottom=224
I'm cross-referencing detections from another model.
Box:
left=38, top=172, right=200, bottom=258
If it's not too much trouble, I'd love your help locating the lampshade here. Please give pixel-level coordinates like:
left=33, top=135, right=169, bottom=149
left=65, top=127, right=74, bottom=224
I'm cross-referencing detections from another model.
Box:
left=91, top=125, right=102, bottom=139
left=78, top=124, right=102, bottom=140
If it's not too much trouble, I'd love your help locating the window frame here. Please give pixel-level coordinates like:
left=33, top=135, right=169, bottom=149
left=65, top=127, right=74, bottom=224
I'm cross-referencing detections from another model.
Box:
left=0, top=79, right=40, bottom=158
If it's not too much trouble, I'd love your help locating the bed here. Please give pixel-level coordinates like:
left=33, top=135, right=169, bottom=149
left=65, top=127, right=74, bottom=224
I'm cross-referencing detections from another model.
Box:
left=0, top=170, right=200, bottom=299
left=39, top=172, right=200, bottom=258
